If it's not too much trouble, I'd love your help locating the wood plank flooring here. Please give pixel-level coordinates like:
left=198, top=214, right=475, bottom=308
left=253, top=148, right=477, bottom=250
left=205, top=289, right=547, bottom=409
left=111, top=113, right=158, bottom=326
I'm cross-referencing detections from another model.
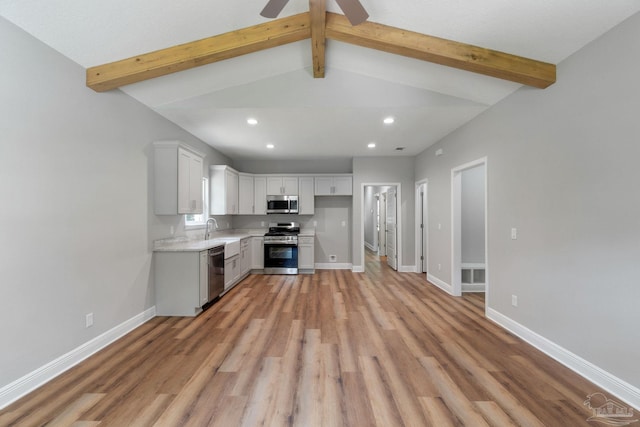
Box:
left=1, top=250, right=631, bottom=426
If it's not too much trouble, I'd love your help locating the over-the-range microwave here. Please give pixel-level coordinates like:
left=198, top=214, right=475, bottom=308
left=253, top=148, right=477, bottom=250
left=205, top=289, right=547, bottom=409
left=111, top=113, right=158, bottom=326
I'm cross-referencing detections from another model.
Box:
left=266, top=195, right=298, bottom=214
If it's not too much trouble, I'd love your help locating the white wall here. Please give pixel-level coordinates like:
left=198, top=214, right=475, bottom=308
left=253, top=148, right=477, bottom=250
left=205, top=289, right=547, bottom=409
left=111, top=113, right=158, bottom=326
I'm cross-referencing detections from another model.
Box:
left=415, top=12, right=640, bottom=389
left=0, top=17, right=228, bottom=392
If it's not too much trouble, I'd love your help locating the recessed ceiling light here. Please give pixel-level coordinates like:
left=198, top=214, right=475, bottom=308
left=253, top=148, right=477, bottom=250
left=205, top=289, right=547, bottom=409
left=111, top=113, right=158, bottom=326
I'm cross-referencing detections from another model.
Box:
left=383, top=116, right=395, bottom=125
left=368, top=143, right=376, bottom=149
left=247, top=118, right=258, bottom=125
left=266, top=144, right=275, bottom=149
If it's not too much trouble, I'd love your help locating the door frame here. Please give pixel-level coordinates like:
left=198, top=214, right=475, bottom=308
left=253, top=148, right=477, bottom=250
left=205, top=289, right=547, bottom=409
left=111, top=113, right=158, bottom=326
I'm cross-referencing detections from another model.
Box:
left=451, top=157, right=488, bottom=299
left=415, top=180, right=428, bottom=274
left=360, top=182, right=402, bottom=272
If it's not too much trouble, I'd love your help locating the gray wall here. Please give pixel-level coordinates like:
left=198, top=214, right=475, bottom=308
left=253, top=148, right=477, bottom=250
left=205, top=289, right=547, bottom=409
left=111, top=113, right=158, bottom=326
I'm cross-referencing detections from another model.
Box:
left=353, top=157, right=415, bottom=270
left=0, top=17, right=228, bottom=389
left=233, top=158, right=353, bottom=174
left=415, top=12, right=640, bottom=387
left=461, top=164, right=485, bottom=264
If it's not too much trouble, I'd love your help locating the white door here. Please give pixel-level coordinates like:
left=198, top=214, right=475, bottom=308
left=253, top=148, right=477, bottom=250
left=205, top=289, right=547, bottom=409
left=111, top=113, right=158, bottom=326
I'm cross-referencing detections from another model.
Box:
left=379, top=193, right=387, bottom=256
left=385, top=188, right=397, bottom=270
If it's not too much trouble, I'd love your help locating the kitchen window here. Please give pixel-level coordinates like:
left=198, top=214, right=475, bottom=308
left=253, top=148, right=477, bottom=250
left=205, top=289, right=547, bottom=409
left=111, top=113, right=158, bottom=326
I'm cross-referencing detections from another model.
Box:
left=185, top=177, right=209, bottom=228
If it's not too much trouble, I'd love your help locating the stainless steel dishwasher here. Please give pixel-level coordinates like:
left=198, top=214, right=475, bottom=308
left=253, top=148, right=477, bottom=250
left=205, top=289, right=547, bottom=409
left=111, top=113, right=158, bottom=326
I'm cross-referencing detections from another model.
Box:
left=208, top=245, right=225, bottom=302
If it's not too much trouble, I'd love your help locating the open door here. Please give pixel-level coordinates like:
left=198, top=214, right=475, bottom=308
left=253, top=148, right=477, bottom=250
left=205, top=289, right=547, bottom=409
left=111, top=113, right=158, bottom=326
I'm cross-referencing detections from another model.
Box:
left=385, top=187, right=398, bottom=270
left=378, top=192, right=387, bottom=256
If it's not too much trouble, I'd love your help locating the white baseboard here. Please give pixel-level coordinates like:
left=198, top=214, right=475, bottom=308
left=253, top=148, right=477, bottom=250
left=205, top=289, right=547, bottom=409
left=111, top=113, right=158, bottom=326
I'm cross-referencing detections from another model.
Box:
left=427, top=273, right=454, bottom=295
left=0, top=306, right=156, bottom=410
left=399, top=265, right=417, bottom=273
left=352, top=265, right=364, bottom=273
left=364, top=241, right=376, bottom=252
left=487, top=308, right=640, bottom=410
left=462, top=283, right=486, bottom=292
left=315, top=263, right=353, bottom=270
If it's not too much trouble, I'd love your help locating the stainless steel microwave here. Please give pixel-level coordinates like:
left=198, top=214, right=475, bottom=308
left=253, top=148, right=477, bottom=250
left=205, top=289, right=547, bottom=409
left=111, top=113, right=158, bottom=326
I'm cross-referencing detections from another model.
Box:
left=266, top=195, right=298, bottom=214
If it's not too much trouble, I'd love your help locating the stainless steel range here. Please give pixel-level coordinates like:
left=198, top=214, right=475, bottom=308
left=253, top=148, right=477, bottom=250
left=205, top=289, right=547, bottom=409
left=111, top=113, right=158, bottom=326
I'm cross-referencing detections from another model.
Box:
left=264, top=222, right=300, bottom=274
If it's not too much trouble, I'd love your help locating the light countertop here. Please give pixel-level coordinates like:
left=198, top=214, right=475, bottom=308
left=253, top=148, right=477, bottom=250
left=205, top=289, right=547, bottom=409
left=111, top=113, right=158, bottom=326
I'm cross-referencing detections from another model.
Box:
left=154, top=228, right=315, bottom=252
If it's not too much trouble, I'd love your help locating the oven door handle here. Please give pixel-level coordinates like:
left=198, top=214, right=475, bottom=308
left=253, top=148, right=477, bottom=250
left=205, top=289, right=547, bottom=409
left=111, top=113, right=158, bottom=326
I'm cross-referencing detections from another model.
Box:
left=264, top=242, right=298, bottom=246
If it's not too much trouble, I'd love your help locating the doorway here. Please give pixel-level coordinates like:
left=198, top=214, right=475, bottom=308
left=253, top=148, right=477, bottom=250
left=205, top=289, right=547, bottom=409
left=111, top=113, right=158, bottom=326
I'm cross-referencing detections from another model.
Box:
left=361, top=183, right=402, bottom=272
left=451, top=158, right=488, bottom=299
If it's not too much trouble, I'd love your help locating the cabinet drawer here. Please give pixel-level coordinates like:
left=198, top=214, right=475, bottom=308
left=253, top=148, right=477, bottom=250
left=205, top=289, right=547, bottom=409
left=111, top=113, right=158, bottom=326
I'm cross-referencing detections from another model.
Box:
left=299, top=236, right=314, bottom=245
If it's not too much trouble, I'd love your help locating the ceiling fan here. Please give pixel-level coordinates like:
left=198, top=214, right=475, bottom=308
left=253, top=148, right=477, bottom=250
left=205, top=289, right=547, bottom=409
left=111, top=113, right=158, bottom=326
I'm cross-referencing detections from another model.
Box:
left=260, top=0, right=369, bottom=26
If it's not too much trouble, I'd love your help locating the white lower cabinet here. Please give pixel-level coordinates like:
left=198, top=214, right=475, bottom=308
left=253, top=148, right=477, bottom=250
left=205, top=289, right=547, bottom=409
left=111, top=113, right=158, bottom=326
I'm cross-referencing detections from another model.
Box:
left=199, top=250, right=209, bottom=306
left=240, top=238, right=251, bottom=276
left=251, top=237, right=264, bottom=270
left=155, top=251, right=208, bottom=317
left=298, top=236, right=315, bottom=272
left=224, top=255, right=240, bottom=290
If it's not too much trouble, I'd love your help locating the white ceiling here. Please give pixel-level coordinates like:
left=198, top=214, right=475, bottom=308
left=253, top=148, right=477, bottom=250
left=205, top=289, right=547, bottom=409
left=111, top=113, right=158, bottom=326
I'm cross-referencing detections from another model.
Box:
left=2, top=0, right=639, bottom=161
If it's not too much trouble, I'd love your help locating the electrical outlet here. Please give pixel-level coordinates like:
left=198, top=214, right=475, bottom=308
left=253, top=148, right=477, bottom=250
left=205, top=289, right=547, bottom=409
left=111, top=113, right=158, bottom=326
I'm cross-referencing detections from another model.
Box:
left=438, top=263, right=442, bottom=271
left=511, top=227, right=518, bottom=240
left=86, top=313, right=94, bottom=328
left=329, top=255, right=337, bottom=262
left=512, top=295, right=518, bottom=307
left=438, top=223, right=442, bottom=230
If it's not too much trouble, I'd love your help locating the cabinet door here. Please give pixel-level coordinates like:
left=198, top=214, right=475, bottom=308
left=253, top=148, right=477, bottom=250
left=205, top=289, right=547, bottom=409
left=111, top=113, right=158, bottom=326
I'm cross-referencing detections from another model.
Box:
left=199, top=251, right=208, bottom=306
left=333, top=176, right=352, bottom=195
left=224, top=257, right=236, bottom=290
left=314, top=176, right=333, bottom=195
left=298, top=177, right=314, bottom=215
left=298, top=237, right=315, bottom=269
left=267, top=177, right=283, bottom=195
left=178, top=149, right=192, bottom=213
left=225, top=169, right=239, bottom=215
left=238, top=174, right=254, bottom=214
left=254, top=177, right=267, bottom=215
left=251, top=237, right=264, bottom=269
left=189, top=155, right=204, bottom=212
left=240, top=239, right=251, bottom=275
left=283, top=177, right=298, bottom=195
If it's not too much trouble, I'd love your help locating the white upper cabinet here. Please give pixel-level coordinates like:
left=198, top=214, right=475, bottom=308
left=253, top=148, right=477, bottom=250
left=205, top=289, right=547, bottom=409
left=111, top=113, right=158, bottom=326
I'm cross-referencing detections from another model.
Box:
left=210, top=165, right=239, bottom=215
left=298, top=177, right=314, bottom=215
left=253, top=176, right=267, bottom=215
left=267, top=176, right=298, bottom=195
left=238, top=173, right=254, bottom=215
left=315, top=175, right=352, bottom=196
left=153, top=141, right=204, bottom=215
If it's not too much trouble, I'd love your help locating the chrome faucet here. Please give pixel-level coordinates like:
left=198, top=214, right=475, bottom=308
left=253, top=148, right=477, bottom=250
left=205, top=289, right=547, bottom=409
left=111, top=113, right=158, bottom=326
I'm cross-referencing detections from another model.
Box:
left=205, top=218, right=218, bottom=240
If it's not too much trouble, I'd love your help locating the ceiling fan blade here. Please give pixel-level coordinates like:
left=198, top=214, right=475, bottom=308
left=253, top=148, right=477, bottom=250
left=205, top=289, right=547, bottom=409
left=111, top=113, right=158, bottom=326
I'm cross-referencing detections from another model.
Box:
left=334, top=0, right=369, bottom=25
left=260, top=0, right=291, bottom=18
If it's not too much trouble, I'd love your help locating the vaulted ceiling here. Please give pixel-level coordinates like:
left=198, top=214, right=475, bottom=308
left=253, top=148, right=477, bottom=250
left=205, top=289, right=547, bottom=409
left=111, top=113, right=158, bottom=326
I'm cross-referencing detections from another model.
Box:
left=2, top=1, right=639, bottom=161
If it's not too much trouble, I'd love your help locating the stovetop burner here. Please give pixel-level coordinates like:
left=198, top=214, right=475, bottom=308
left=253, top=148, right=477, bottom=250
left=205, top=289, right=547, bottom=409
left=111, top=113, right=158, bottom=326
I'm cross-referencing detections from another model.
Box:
left=265, top=222, right=300, bottom=236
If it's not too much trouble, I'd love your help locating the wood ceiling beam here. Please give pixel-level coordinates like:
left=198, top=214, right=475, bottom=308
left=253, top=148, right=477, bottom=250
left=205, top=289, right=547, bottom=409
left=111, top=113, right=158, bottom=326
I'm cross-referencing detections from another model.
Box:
left=86, top=13, right=312, bottom=92
left=325, top=12, right=556, bottom=89
left=309, top=0, right=327, bottom=78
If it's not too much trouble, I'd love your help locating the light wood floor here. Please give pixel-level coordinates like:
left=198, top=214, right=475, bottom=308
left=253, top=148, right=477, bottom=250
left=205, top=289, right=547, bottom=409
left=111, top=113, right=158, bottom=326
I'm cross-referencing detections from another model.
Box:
left=1, top=251, right=626, bottom=426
